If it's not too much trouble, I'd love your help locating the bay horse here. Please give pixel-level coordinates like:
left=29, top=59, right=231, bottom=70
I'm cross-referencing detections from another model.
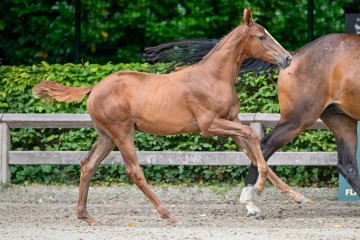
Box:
left=33, top=9, right=292, bottom=225
left=145, top=33, right=360, bottom=215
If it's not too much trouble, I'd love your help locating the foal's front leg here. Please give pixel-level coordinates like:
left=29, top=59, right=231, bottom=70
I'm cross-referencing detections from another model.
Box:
left=201, top=117, right=269, bottom=193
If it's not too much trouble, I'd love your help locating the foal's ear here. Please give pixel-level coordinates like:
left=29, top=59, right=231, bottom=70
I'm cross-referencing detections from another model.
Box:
left=243, top=8, right=254, bottom=26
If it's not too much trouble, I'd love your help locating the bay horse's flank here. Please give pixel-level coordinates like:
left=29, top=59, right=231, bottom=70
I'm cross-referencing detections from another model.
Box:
left=33, top=9, right=292, bottom=225
left=146, top=33, right=360, bottom=214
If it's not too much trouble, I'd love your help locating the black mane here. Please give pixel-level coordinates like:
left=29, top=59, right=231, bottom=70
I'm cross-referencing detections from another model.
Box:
left=144, top=39, right=275, bottom=74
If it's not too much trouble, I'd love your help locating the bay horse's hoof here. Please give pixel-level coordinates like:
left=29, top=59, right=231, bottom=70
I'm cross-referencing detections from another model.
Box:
left=244, top=202, right=262, bottom=217
left=240, top=186, right=262, bottom=203
left=240, top=186, right=263, bottom=218
left=247, top=209, right=263, bottom=218
left=252, top=213, right=265, bottom=220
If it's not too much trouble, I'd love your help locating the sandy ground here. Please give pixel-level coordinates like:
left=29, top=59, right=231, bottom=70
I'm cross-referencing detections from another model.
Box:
left=1, top=184, right=360, bottom=240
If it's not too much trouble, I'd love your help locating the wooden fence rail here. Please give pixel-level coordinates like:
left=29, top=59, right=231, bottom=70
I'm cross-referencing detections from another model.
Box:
left=0, top=113, right=337, bottom=184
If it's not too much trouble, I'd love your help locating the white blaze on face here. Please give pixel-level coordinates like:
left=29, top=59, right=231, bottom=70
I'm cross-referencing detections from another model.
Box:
left=264, top=29, right=283, bottom=50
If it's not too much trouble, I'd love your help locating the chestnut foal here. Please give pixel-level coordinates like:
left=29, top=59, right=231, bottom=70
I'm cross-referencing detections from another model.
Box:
left=33, top=9, right=291, bottom=225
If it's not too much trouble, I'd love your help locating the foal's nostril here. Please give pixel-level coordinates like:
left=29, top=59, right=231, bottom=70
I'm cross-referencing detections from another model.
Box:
left=275, top=55, right=292, bottom=69
left=285, top=56, right=292, bottom=66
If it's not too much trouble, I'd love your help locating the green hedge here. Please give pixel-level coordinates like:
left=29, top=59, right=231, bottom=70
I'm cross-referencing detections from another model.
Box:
left=0, top=62, right=337, bottom=186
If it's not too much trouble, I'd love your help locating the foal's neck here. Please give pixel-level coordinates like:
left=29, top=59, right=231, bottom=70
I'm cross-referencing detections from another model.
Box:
left=199, top=25, right=249, bottom=83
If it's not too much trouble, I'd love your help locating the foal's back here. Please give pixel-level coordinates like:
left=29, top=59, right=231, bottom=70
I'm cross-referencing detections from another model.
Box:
left=86, top=69, right=205, bottom=135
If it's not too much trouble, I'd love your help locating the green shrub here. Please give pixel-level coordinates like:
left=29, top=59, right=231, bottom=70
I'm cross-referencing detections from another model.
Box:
left=0, top=63, right=337, bottom=186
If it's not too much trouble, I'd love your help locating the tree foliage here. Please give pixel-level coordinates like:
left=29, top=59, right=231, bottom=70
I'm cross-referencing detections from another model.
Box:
left=0, top=0, right=353, bottom=65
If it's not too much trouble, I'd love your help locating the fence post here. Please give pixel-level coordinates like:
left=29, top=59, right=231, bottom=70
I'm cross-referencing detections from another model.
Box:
left=250, top=122, right=264, bottom=139
left=0, top=123, right=10, bottom=184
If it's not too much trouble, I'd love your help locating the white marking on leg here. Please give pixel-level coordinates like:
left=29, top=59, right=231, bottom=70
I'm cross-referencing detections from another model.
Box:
left=240, top=186, right=263, bottom=217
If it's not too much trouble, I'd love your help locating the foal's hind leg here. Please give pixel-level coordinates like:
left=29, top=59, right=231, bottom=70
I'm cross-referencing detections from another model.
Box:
left=110, top=124, right=178, bottom=224
left=77, top=127, right=115, bottom=226
left=321, top=111, right=360, bottom=194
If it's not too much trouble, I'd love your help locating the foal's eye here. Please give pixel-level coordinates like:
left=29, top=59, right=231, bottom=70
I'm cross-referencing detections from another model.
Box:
left=258, top=36, right=266, bottom=41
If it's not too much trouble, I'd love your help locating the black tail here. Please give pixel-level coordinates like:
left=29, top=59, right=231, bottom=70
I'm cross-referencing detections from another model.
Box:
left=144, top=39, right=275, bottom=74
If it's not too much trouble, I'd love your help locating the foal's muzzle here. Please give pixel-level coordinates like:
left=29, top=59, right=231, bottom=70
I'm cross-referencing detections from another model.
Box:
left=275, top=55, right=292, bottom=69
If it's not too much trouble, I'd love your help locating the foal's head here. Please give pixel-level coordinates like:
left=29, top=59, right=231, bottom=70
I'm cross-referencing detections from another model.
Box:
left=241, top=8, right=292, bottom=69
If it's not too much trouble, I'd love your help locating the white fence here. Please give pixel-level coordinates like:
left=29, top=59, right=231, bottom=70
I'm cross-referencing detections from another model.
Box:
left=0, top=113, right=337, bottom=183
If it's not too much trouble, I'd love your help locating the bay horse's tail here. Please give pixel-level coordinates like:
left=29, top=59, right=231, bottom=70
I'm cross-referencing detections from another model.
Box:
left=144, top=39, right=274, bottom=73
left=33, top=80, right=92, bottom=102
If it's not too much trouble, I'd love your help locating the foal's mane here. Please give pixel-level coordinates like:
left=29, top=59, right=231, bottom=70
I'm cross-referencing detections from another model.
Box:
left=144, top=35, right=274, bottom=74
left=199, top=25, right=246, bottom=63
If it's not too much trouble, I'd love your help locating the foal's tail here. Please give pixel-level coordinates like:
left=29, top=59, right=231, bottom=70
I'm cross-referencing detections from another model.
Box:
left=33, top=80, right=92, bottom=102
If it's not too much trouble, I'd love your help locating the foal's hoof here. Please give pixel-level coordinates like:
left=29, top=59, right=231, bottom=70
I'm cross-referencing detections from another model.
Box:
left=90, top=220, right=104, bottom=226
left=296, top=197, right=315, bottom=204
left=78, top=214, right=103, bottom=226
left=169, top=218, right=179, bottom=225
left=163, top=214, right=179, bottom=225
left=172, top=220, right=184, bottom=227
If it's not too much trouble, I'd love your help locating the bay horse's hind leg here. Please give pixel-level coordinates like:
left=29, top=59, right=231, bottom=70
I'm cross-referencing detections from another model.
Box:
left=200, top=116, right=269, bottom=217
left=321, top=108, right=360, bottom=194
left=77, top=126, right=115, bottom=226
left=231, top=117, right=308, bottom=217
left=231, top=135, right=264, bottom=217
left=110, top=124, right=178, bottom=225
left=243, top=115, right=318, bottom=205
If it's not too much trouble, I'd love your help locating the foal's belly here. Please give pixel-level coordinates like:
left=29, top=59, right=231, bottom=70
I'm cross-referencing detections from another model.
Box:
left=134, top=115, right=201, bottom=136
